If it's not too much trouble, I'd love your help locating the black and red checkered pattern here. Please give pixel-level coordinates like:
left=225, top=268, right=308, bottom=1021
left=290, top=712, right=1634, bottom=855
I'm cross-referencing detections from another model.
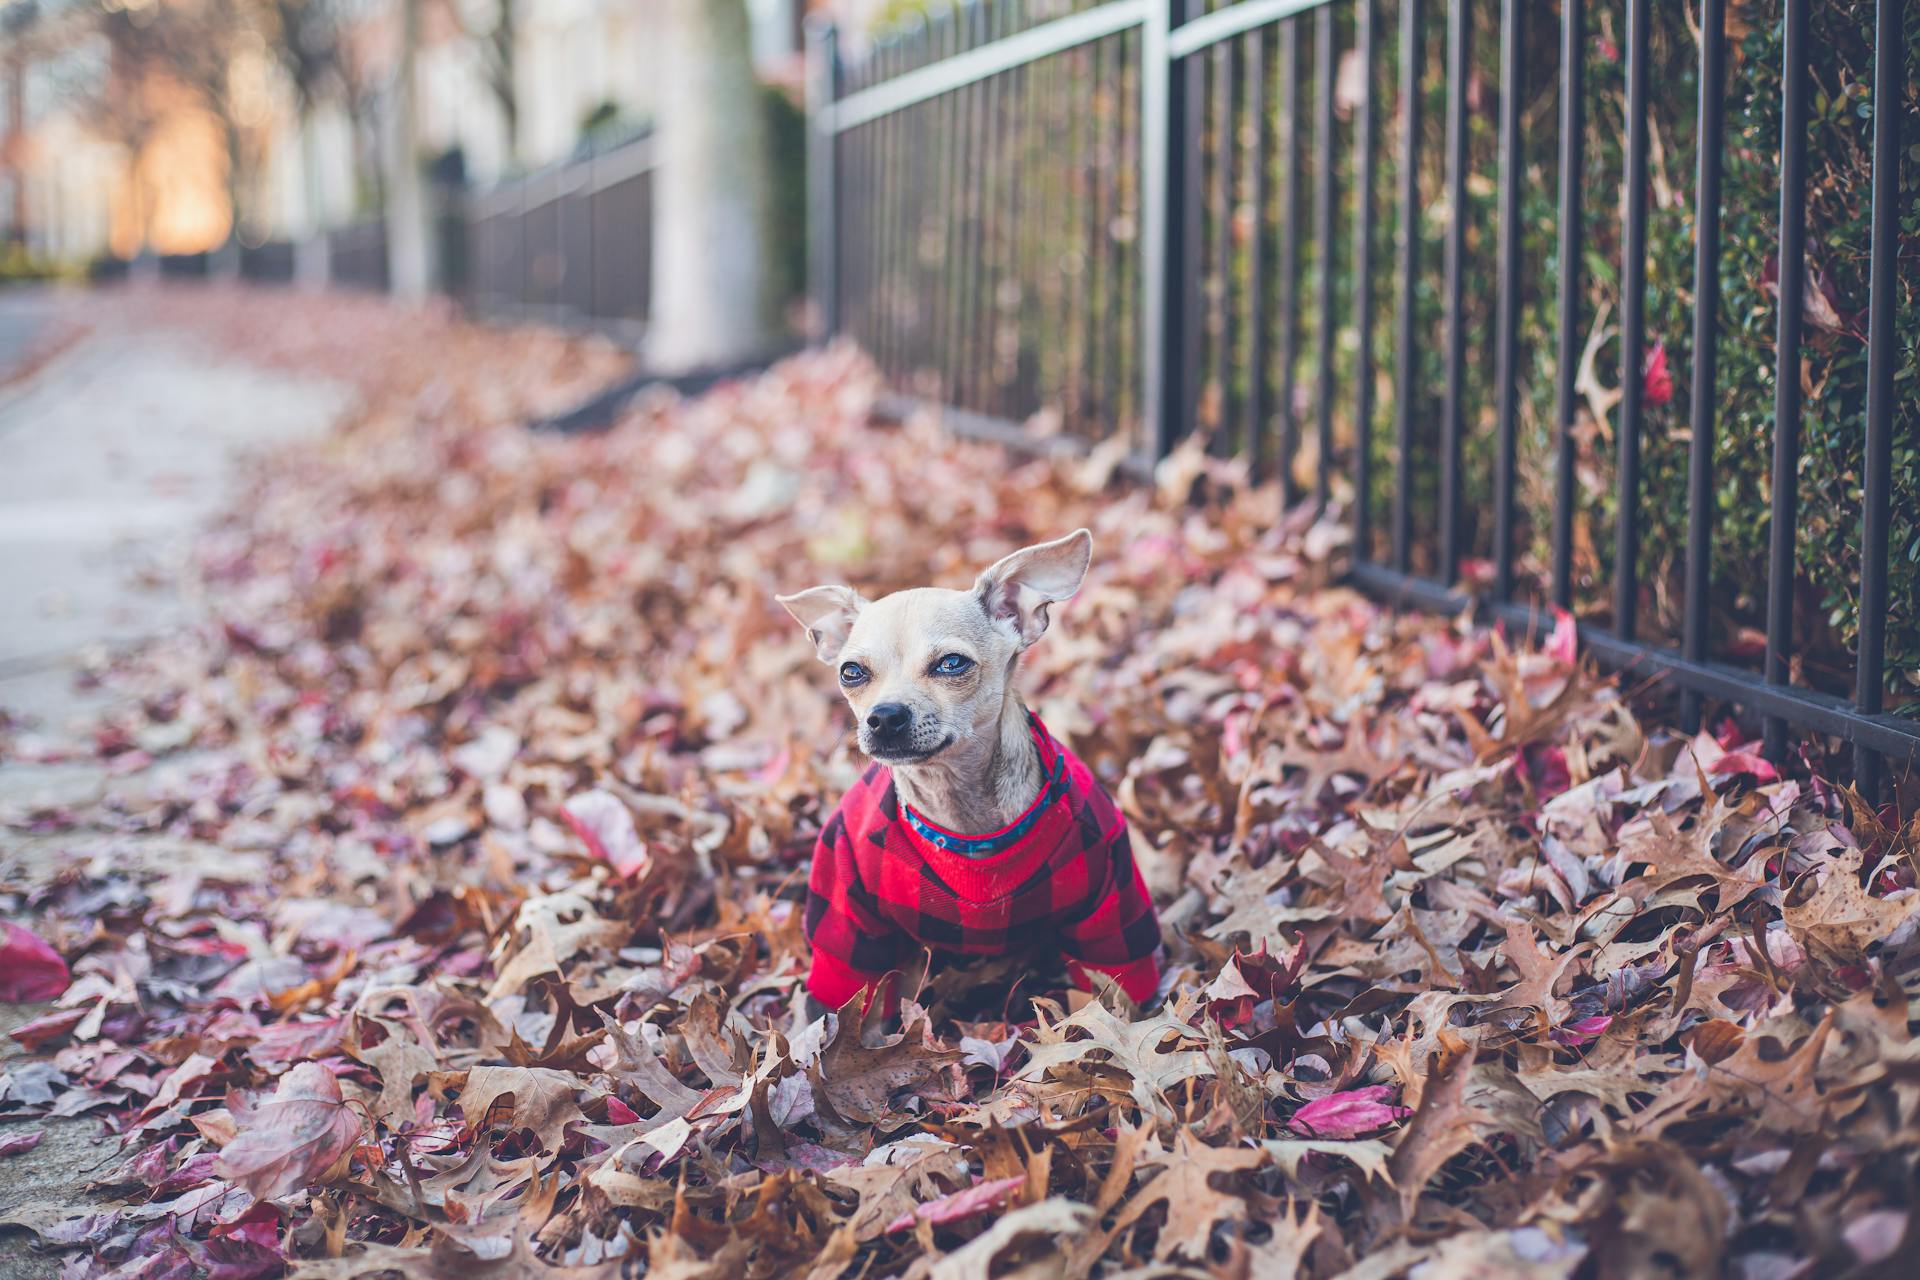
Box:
left=804, top=713, right=1162, bottom=1009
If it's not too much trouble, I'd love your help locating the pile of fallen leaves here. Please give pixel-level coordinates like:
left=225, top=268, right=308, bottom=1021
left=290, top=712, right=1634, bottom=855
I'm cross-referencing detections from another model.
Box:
left=3, top=293, right=1918, bottom=1279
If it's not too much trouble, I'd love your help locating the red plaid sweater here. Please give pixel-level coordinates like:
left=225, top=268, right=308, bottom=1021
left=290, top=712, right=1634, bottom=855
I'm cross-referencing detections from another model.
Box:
left=804, top=712, right=1162, bottom=1009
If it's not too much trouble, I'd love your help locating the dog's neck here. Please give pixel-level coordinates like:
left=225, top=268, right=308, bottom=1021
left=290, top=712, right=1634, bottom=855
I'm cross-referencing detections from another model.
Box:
left=888, top=695, right=1041, bottom=844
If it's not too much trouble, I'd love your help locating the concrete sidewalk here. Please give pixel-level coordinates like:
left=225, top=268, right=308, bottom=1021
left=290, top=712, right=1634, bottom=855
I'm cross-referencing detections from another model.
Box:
left=0, top=307, right=352, bottom=733
left=0, top=303, right=352, bottom=1278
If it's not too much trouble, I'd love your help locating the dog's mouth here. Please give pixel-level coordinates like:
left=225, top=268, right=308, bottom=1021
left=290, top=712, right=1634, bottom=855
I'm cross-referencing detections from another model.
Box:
left=869, top=734, right=955, bottom=765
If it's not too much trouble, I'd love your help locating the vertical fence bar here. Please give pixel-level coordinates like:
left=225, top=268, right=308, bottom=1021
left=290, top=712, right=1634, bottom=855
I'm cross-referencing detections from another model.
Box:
left=1491, top=0, right=1523, bottom=603
left=1279, top=17, right=1303, bottom=505
left=1614, top=0, right=1650, bottom=640
left=1245, top=25, right=1270, bottom=481
left=1680, top=0, right=1726, bottom=733
left=1209, top=37, right=1236, bottom=452
left=1353, top=0, right=1377, bottom=563
left=1439, top=0, right=1467, bottom=584
left=992, top=28, right=1023, bottom=420
left=872, top=41, right=900, bottom=379
left=979, top=5, right=1005, bottom=410
left=1142, top=1, right=1180, bottom=460
left=805, top=19, right=841, bottom=339
left=1392, top=0, right=1423, bottom=573
left=1082, top=37, right=1108, bottom=434
left=931, top=6, right=960, bottom=400
left=1313, top=4, right=1336, bottom=512
left=897, top=30, right=926, bottom=381
left=1763, top=0, right=1808, bottom=763
left=960, top=2, right=990, bottom=408
left=1180, top=8, right=1206, bottom=458
left=1854, top=0, right=1905, bottom=795
left=1551, top=0, right=1583, bottom=608
left=1114, top=26, right=1138, bottom=445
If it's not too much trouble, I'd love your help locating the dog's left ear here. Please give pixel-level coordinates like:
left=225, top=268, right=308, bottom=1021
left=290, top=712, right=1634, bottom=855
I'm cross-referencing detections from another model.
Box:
left=777, top=586, right=867, bottom=663
left=974, top=529, right=1092, bottom=648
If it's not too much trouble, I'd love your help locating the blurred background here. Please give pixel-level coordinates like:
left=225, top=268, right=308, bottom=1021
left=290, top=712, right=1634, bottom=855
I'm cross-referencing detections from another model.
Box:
left=0, top=0, right=1914, bottom=763
left=0, top=0, right=913, bottom=367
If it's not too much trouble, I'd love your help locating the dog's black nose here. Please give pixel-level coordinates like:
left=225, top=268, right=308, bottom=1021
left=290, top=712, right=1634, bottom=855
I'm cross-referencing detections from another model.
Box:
left=867, top=702, right=912, bottom=737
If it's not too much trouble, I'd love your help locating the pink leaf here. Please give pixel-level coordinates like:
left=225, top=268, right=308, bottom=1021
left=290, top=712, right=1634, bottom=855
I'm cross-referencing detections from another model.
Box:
left=1690, top=731, right=1780, bottom=783
left=0, top=923, right=70, bottom=1003
left=1551, top=1015, right=1614, bottom=1047
left=887, top=1175, right=1024, bottom=1233
left=0, top=1129, right=45, bottom=1157
left=213, top=1062, right=364, bottom=1201
left=1546, top=607, right=1577, bottom=666
left=560, top=790, right=650, bottom=878
left=250, top=1015, right=347, bottom=1069
left=1289, top=1085, right=1412, bottom=1139
left=1709, top=750, right=1779, bottom=783
left=1643, top=341, right=1674, bottom=407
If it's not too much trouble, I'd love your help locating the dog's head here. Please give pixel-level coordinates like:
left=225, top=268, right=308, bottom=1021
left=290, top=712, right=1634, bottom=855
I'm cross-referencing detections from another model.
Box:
left=777, top=530, right=1092, bottom=764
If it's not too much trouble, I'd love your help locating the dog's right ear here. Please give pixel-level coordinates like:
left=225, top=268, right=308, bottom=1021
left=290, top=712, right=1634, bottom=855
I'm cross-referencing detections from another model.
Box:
left=776, top=586, right=867, bottom=663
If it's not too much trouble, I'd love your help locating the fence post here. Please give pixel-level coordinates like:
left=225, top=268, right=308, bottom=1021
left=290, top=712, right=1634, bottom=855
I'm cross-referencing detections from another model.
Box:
left=1853, top=0, right=1905, bottom=796
left=1140, top=1, right=1187, bottom=462
left=805, top=18, right=842, bottom=342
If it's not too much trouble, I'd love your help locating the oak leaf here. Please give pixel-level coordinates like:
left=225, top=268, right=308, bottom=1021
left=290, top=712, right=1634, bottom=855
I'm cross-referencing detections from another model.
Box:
left=1108, top=1129, right=1264, bottom=1261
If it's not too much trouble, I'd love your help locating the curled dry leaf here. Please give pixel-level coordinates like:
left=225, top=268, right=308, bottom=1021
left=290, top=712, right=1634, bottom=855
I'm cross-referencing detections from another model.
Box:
left=214, top=1062, right=365, bottom=1201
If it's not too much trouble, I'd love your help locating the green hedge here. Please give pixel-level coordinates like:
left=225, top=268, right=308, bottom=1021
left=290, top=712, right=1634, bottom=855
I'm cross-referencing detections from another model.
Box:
left=848, top=1, right=1920, bottom=712
left=1363, top=0, right=1919, bottom=711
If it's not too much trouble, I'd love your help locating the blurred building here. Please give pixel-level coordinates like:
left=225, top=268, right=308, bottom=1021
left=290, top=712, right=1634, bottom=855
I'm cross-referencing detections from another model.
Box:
left=0, top=0, right=817, bottom=266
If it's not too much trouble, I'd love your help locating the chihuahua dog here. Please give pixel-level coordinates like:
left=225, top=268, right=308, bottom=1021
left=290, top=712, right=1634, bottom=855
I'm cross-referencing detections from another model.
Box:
left=779, top=530, right=1161, bottom=1014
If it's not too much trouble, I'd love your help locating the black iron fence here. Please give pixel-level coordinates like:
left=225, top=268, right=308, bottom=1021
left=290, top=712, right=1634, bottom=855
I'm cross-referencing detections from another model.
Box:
left=465, top=136, right=656, bottom=332
left=807, top=0, right=1916, bottom=790
left=327, top=218, right=390, bottom=291
left=145, top=134, right=654, bottom=329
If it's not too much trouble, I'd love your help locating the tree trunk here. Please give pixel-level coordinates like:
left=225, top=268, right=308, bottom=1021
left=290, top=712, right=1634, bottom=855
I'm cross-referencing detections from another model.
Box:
left=383, top=0, right=433, bottom=299
left=493, top=1, right=518, bottom=164
left=649, top=0, right=772, bottom=371
left=294, top=109, right=332, bottom=287
left=3, top=45, right=25, bottom=247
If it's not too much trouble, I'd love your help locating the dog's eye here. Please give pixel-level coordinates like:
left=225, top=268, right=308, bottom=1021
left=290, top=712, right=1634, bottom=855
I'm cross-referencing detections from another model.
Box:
left=933, top=653, right=974, bottom=675
left=838, top=662, right=869, bottom=687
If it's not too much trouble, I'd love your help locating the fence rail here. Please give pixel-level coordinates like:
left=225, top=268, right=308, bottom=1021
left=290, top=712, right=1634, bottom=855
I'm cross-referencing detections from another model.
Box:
left=808, top=0, right=1917, bottom=789
left=464, top=136, right=656, bottom=332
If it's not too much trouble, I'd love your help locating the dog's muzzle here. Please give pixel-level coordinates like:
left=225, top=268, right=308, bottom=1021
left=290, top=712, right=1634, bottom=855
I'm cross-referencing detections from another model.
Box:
left=861, top=702, right=951, bottom=761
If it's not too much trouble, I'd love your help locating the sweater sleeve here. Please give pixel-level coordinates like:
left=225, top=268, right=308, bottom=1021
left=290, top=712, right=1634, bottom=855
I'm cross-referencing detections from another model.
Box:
left=803, top=811, right=907, bottom=1011
left=1059, top=823, right=1163, bottom=1003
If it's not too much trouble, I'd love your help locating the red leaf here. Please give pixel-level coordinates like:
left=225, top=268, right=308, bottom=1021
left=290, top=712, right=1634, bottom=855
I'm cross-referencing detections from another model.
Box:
left=1690, top=731, right=1781, bottom=783
left=1517, top=745, right=1572, bottom=800
left=208, top=1202, right=282, bottom=1252
left=213, top=1062, right=364, bottom=1200
left=1643, top=341, right=1674, bottom=407
left=0, top=1129, right=45, bottom=1157
left=1711, top=750, right=1778, bottom=783
left=0, top=923, right=70, bottom=1002
left=886, top=1174, right=1024, bottom=1233
left=8, top=1006, right=86, bottom=1051
left=1289, top=1086, right=1411, bottom=1139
